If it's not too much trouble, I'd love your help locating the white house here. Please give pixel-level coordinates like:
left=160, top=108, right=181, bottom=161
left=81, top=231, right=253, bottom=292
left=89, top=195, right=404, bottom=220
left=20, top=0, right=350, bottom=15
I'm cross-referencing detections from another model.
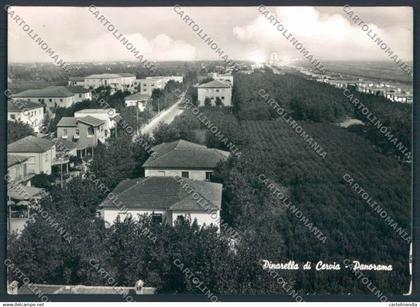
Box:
left=124, top=92, right=150, bottom=111
left=196, top=80, right=232, bottom=107
left=74, top=109, right=119, bottom=138
left=209, top=73, right=234, bottom=85
left=8, top=100, right=44, bottom=133
left=8, top=136, right=56, bottom=175
left=78, top=73, right=136, bottom=92
left=68, top=77, right=85, bottom=87
left=66, top=86, right=92, bottom=103
left=138, top=76, right=183, bottom=96
left=12, top=86, right=75, bottom=113
left=143, top=139, right=230, bottom=181
left=99, top=176, right=222, bottom=229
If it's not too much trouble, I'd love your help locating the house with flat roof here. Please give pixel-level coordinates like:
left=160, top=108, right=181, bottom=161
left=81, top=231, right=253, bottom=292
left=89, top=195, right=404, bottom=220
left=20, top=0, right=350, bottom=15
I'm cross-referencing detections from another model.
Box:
left=8, top=136, right=56, bottom=175
left=125, top=92, right=150, bottom=111
left=138, top=76, right=183, bottom=96
left=8, top=100, right=44, bottom=133
left=99, top=176, right=222, bottom=229
left=143, top=139, right=230, bottom=181
left=57, top=116, right=106, bottom=157
left=196, top=80, right=232, bottom=107
left=81, top=73, right=136, bottom=92
left=12, top=86, right=75, bottom=113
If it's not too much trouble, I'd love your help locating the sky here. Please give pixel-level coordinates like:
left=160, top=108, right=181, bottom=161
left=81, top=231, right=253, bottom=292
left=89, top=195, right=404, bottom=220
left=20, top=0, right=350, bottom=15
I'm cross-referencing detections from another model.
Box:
left=7, top=6, right=413, bottom=63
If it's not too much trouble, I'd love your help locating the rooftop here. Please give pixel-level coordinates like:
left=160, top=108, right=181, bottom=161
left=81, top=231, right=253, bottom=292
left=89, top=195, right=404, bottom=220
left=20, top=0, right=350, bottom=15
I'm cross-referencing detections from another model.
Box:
left=17, top=284, right=156, bottom=295
left=8, top=100, right=43, bottom=112
left=66, top=86, right=91, bottom=94
left=143, top=139, right=230, bottom=169
left=57, top=117, right=78, bottom=127
left=196, top=80, right=232, bottom=88
left=8, top=136, right=54, bottom=153
left=77, top=115, right=105, bottom=127
left=85, top=73, right=122, bottom=79
left=7, top=155, right=29, bottom=168
left=100, top=176, right=222, bottom=211
left=13, top=86, right=74, bottom=98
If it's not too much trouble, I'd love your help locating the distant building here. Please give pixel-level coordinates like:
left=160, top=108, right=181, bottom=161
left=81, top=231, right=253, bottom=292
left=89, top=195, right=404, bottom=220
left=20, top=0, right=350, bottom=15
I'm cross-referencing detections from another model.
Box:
left=8, top=136, right=56, bottom=175
left=74, top=109, right=119, bottom=138
left=66, top=86, right=92, bottom=103
left=124, top=92, right=150, bottom=111
left=196, top=80, right=232, bottom=107
left=57, top=116, right=106, bottom=157
left=209, top=73, right=234, bottom=85
left=143, top=139, right=230, bottom=181
left=12, top=86, right=75, bottom=113
left=68, top=76, right=85, bottom=87
left=73, top=73, right=137, bottom=92
left=99, top=176, right=222, bottom=229
left=8, top=100, right=44, bottom=133
left=138, top=76, right=183, bottom=96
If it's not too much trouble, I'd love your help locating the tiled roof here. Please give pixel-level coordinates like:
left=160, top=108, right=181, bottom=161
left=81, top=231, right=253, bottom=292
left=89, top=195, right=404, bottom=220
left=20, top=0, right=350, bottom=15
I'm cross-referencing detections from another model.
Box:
left=13, top=86, right=74, bottom=98
left=86, top=74, right=121, bottom=79
left=7, top=154, right=29, bottom=168
left=117, top=73, right=136, bottom=77
left=100, top=176, right=222, bottom=211
left=66, top=86, right=90, bottom=94
left=8, top=184, right=46, bottom=200
left=143, top=140, right=230, bottom=169
left=125, top=92, right=150, bottom=101
left=8, top=100, right=43, bottom=112
left=77, top=115, right=105, bottom=127
left=8, top=136, right=54, bottom=153
left=57, top=117, right=78, bottom=127
left=69, top=77, right=85, bottom=81
left=197, top=80, right=232, bottom=88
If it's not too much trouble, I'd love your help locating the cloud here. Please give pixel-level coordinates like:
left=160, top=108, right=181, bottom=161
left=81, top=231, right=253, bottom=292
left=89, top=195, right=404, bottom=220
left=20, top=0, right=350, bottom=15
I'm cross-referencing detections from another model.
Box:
left=233, top=6, right=412, bottom=62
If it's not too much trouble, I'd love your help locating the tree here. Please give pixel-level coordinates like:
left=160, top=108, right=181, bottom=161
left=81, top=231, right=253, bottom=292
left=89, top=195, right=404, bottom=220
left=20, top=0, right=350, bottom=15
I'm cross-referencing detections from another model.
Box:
left=215, top=97, right=224, bottom=107
left=8, top=121, right=34, bottom=143
left=204, top=97, right=212, bottom=107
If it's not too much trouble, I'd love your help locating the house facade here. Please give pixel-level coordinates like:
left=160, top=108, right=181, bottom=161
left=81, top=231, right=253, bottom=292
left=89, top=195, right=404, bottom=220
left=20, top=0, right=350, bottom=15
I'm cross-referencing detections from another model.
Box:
left=139, top=76, right=183, bottom=96
left=143, top=140, right=230, bottom=181
left=12, top=86, right=75, bottom=113
left=8, top=100, right=44, bottom=133
left=8, top=136, right=56, bottom=175
left=57, top=116, right=106, bottom=156
left=75, top=73, right=136, bottom=92
left=99, top=176, right=222, bottom=229
left=196, top=80, right=232, bottom=107
left=74, top=109, right=119, bottom=138
left=125, top=92, right=150, bottom=111
left=66, top=86, right=93, bottom=103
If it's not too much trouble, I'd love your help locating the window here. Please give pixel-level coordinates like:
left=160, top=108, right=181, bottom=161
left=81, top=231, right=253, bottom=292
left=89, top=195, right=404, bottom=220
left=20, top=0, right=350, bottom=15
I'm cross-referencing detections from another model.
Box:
left=79, top=94, right=82, bottom=98
left=10, top=114, right=16, bottom=120
left=38, top=98, right=42, bottom=102
left=181, top=171, right=189, bottom=178
left=221, top=96, right=225, bottom=100
left=216, top=89, right=220, bottom=92
left=75, top=128, right=80, bottom=136
left=60, top=98, right=63, bottom=102
left=87, top=126, right=94, bottom=136
left=151, top=213, right=163, bottom=224
left=49, top=99, right=52, bottom=102
left=63, top=129, right=68, bottom=136
left=205, top=172, right=212, bottom=181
